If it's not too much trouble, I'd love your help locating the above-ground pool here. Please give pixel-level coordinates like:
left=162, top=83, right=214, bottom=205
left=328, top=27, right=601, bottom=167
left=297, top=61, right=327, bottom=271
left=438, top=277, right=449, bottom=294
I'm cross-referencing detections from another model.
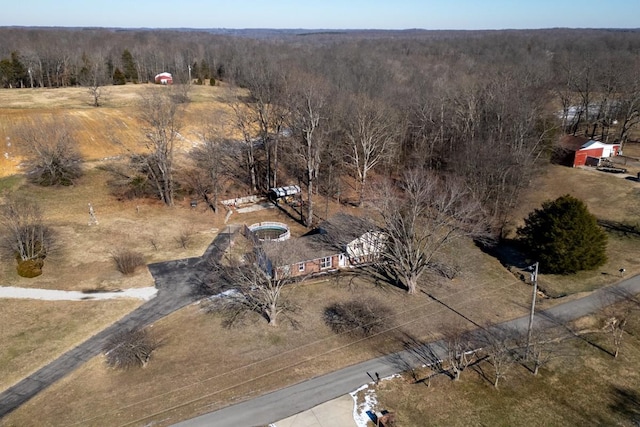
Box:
left=248, top=222, right=291, bottom=242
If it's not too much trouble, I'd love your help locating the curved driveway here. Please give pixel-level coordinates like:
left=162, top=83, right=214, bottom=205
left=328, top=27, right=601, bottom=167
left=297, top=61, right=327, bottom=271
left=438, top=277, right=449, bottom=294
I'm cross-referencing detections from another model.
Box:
left=0, top=226, right=238, bottom=420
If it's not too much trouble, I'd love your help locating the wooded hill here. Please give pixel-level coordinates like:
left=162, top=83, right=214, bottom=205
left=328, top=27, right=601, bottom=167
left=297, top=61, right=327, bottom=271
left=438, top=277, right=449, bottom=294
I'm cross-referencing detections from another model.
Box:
left=0, top=27, right=639, bottom=236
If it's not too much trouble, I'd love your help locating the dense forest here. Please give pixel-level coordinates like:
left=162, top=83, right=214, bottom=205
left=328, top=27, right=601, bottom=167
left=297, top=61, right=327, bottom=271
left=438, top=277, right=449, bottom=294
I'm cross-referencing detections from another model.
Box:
left=1, top=27, right=639, bottom=236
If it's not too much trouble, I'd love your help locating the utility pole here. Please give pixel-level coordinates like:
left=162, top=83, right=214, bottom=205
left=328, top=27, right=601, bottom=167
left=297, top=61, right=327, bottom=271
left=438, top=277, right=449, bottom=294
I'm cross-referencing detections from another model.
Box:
left=525, top=261, right=539, bottom=359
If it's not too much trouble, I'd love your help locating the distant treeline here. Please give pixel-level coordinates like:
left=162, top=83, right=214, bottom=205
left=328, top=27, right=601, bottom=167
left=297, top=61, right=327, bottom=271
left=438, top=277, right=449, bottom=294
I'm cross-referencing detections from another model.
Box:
left=0, top=27, right=639, bottom=90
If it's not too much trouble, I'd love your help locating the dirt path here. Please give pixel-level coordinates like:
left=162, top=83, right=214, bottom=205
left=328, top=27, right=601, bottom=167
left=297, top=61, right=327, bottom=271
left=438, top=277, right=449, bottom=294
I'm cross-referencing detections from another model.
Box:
left=0, top=225, right=238, bottom=420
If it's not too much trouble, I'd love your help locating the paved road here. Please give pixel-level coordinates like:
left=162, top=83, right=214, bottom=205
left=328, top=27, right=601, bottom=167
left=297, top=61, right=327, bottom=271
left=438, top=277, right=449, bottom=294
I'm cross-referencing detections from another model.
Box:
left=0, top=226, right=238, bottom=420
left=175, top=274, right=640, bottom=427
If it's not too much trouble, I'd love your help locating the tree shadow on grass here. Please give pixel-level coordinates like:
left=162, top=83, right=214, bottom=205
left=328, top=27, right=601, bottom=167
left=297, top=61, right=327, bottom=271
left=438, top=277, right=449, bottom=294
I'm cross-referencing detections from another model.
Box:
left=474, top=238, right=531, bottom=271
left=597, top=219, right=640, bottom=238
left=536, top=310, right=616, bottom=357
left=382, top=332, right=450, bottom=386
left=609, top=386, right=640, bottom=424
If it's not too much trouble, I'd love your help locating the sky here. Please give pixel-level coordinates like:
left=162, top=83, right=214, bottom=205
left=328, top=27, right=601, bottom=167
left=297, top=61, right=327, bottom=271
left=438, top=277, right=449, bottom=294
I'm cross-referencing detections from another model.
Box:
left=2, top=0, right=639, bottom=30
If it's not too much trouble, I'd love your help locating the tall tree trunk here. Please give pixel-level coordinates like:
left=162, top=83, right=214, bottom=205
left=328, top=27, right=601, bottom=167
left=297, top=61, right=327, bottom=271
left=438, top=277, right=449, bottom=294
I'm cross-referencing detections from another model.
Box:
left=306, top=168, right=314, bottom=228
left=272, top=138, right=278, bottom=189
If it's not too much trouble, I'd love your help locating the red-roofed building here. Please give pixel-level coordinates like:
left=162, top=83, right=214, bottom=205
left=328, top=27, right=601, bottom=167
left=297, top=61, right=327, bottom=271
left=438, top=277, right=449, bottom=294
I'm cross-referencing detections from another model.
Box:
left=556, top=135, right=621, bottom=167
left=154, top=72, right=173, bottom=85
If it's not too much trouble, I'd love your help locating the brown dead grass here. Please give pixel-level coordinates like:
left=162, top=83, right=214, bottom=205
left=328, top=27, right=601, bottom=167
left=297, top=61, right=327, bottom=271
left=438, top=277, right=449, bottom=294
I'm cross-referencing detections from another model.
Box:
left=4, top=159, right=640, bottom=425
left=2, top=84, right=640, bottom=426
left=2, top=245, right=531, bottom=426
left=0, top=167, right=224, bottom=291
left=505, top=144, right=640, bottom=296
left=0, top=299, right=140, bottom=392
left=369, top=311, right=640, bottom=427
left=0, top=83, right=244, bottom=177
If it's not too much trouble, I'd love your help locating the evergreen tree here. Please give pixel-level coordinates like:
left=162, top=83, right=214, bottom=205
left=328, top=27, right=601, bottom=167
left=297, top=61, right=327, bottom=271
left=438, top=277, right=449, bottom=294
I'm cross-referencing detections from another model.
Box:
left=0, top=51, right=27, bottom=88
left=121, top=49, right=138, bottom=82
left=10, top=51, right=27, bottom=87
left=517, top=195, right=607, bottom=274
left=200, top=59, right=211, bottom=79
left=112, top=67, right=126, bottom=85
left=0, top=58, right=13, bottom=87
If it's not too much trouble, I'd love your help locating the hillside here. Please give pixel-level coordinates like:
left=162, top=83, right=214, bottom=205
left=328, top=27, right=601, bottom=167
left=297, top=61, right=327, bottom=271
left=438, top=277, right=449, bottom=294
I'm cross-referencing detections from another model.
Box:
left=0, top=83, right=242, bottom=177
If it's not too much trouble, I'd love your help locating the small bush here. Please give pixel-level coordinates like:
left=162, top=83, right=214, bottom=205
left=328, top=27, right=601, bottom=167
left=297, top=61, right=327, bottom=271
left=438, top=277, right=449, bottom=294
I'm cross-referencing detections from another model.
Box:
left=104, top=328, right=158, bottom=369
left=175, top=228, right=194, bottom=249
left=324, top=298, right=393, bottom=338
left=16, top=258, right=44, bottom=278
left=111, top=249, right=145, bottom=275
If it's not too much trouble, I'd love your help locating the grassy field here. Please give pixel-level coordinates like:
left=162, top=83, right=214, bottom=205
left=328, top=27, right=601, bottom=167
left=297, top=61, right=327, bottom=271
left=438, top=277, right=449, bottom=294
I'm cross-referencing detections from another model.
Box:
left=1, top=85, right=640, bottom=426
left=367, top=305, right=640, bottom=426
left=2, top=256, right=531, bottom=427
left=0, top=83, right=242, bottom=177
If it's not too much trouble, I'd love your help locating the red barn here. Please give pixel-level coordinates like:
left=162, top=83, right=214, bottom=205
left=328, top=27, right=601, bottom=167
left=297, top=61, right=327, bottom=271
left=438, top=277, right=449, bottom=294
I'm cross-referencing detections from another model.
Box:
left=557, top=135, right=621, bottom=167
left=573, top=140, right=621, bottom=167
left=154, top=72, right=173, bottom=85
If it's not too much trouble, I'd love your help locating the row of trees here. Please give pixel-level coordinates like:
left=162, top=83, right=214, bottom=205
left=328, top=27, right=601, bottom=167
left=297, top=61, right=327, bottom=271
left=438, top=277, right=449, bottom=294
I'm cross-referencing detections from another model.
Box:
left=0, top=28, right=227, bottom=88
left=0, top=46, right=218, bottom=89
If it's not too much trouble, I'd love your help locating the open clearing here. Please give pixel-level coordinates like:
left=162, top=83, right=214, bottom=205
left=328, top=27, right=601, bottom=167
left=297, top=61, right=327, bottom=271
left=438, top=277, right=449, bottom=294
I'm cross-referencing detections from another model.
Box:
left=0, top=83, right=242, bottom=177
left=1, top=86, right=640, bottom=426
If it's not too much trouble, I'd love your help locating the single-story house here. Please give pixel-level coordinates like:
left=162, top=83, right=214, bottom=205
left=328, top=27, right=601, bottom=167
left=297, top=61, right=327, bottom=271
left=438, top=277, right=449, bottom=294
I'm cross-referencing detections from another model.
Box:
left=555, top=135, right=621, bottom=167
left=154, top=72, right=173, bottom=85
left=260, top=213, right=385, bottom=279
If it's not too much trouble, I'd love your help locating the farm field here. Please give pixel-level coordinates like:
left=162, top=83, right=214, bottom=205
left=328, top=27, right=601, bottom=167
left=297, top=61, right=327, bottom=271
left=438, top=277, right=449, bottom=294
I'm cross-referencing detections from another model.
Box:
left=1, top=84, right=640, bottom=426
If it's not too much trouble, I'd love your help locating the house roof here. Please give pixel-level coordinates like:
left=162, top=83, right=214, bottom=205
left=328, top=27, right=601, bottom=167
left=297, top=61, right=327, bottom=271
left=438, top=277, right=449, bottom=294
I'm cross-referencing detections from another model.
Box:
left=579, top=140, right=620, bottom=150
left=305, top=213, right=378, bottom=246
left=558, top=135, right=591, bottom=152
left=559, top=135, right=620, bottom=152
left=262, top=213, right=378, bottom=265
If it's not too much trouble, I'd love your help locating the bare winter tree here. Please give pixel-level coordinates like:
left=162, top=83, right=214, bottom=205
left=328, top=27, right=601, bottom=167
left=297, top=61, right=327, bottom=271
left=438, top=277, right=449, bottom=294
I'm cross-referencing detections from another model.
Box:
left=345, top=94, right=399, bottom=205
left=237, top=57, right=288, bottom=189
left=229, top=100, right=258, bottom=191
left=103, top=328, right=159, bottom=369
left=517, top=325, right=571, bottom=376
left=449, top=71, right=553, bottom=235
left=477, top=326, right=518, bottom=388
left=0, top=196, right=52, bottom=277
left=79, top=53, right=109, bottom=107
left=232, top=56, right=286, bottom=190
left=613, top=75, right=640, bottom=150
left=374, top=169, right=488, bottom=294
left=599, top=296, right=636, bottom=359
left=443, top=324, right=476, bottom=381
left=16, top=118, right=83, bottom=186
left=186, top=130, right=238, bottom=214
left=136, top=88, right=182, bottom=206
left=0, top=196, right=50, bottom=261
left=204, top=242, right=302, bottom=327
left=287, top=72, right=330, bottom=227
